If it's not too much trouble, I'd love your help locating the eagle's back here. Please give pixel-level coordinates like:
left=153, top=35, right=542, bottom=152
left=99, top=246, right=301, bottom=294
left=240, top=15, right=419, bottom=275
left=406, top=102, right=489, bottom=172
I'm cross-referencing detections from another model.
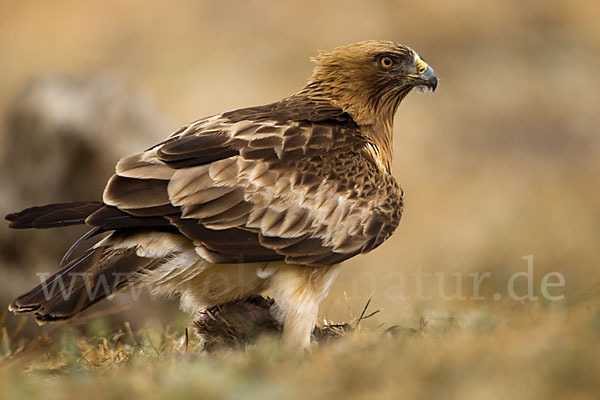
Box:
left=102, top=95, right=404, bottom=266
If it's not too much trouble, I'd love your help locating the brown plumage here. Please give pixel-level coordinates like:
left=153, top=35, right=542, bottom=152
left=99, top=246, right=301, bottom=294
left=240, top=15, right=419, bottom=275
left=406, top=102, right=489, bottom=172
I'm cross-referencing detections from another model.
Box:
left=6, top=40, right=437, bottom=348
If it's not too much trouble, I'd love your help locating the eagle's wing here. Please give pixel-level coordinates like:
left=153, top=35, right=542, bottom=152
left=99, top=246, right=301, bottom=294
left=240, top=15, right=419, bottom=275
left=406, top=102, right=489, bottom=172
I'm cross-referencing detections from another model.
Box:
left=96, top=101, right=401, bottom=266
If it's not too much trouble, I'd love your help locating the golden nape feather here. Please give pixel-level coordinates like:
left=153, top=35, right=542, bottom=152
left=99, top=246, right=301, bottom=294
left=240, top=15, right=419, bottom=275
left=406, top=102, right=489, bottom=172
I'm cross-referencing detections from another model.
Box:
left=6, top=40, right=437, bottom=349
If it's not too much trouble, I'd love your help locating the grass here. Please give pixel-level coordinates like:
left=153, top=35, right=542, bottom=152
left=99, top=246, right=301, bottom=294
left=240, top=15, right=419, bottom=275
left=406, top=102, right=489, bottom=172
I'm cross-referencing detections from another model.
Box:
left=1, top=300, right=599, bottom=400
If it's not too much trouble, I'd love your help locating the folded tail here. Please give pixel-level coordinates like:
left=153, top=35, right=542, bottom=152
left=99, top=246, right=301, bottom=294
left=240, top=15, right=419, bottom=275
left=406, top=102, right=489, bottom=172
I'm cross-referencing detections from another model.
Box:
left=8, top=244, right=164, bottom=323
left=6, top=201, right=176, bottom=323
left=6, top=201, right=174, bottom=232
left=5, top=201, right=104, bottom=229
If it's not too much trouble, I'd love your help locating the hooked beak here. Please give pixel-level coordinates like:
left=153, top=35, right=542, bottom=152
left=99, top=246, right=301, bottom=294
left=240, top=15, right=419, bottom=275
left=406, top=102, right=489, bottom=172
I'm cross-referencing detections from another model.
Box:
left=416, top=65, right=438, bottom=92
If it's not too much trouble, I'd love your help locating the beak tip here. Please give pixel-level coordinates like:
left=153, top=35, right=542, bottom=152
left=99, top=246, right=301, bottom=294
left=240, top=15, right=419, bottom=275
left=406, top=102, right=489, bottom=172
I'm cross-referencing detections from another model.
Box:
left=431, top=78, right=438, bottom=92
left=422, top=66, right=438, bottom=92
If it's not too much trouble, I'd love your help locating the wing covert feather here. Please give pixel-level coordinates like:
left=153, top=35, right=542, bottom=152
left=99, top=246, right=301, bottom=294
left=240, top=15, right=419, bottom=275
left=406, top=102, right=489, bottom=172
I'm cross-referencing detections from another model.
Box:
left=100, top=101, right=403, bottom=266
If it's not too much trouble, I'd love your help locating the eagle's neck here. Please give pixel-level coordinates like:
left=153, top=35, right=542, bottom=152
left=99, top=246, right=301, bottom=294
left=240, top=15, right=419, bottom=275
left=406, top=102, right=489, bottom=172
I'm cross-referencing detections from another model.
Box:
left=300, top=81, right=401, bottom=173
left=361, top=121, right=394, bottom=173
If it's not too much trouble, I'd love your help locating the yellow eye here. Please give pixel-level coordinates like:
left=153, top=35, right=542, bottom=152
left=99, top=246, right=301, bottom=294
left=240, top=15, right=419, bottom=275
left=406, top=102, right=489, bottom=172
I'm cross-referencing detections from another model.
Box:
left=379, top=56, right=394, bottom=69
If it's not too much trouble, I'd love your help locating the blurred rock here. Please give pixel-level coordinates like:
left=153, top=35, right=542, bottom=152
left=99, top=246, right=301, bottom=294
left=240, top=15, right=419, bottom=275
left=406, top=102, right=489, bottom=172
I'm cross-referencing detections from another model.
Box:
left=0, top=73, right=168, bottom=330
left=2, top=73, right=165, bottom=203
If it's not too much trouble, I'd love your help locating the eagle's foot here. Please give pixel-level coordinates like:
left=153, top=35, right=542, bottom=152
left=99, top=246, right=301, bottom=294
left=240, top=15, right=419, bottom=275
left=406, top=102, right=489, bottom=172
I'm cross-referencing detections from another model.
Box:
left=193, top=295, right=350, bottom=352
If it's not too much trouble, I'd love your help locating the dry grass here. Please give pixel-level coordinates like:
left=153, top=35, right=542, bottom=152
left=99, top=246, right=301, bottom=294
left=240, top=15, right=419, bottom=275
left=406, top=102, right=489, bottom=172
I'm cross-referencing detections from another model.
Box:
left=1, top=301, right=599, bottom=400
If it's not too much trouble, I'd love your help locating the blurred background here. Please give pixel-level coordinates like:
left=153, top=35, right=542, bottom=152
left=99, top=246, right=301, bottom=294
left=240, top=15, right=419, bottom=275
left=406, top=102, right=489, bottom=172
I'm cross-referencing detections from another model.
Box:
left=0, top=0, right=598, bottom=337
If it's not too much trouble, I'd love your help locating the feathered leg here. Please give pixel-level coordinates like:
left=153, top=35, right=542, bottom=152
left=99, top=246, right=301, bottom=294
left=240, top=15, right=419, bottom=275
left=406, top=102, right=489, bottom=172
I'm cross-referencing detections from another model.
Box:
left=267, top=264, right=341, bottom=349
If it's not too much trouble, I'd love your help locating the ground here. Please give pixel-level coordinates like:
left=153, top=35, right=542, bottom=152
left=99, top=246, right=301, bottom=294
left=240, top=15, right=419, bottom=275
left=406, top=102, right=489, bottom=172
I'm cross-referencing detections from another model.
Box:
left=1, top=298, right=599, bottom=400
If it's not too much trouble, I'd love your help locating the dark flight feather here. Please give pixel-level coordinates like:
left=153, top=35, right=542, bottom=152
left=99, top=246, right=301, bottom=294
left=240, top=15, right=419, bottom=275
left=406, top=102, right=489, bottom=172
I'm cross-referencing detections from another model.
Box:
left=6, top=201, right=103, bottom=229
left=9, top=245, right=166, bottom=323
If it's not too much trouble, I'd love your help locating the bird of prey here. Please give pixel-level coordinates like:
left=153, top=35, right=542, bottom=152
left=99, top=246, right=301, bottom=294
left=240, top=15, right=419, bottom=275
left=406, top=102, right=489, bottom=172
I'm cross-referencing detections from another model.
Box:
left=6, top=40, right=437, bottom=348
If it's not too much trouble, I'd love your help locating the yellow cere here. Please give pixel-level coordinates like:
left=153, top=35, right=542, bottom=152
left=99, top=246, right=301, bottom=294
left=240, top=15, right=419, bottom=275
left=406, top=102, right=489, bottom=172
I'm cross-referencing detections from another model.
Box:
left=416, top=59, right=429, bottom=75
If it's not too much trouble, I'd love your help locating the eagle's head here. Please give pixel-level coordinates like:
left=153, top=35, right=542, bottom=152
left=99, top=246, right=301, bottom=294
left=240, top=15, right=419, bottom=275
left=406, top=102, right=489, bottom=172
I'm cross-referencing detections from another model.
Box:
left=307, top=40, right=437, bottom=126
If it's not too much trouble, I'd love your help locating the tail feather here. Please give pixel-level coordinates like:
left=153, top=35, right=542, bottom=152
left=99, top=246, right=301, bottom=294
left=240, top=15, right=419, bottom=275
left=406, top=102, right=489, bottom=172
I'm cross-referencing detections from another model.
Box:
left=6, top=201, right=179, bottom=323
left=5, top=201, right=104, bottom=229
left=9, top=244, right=165, bottom=323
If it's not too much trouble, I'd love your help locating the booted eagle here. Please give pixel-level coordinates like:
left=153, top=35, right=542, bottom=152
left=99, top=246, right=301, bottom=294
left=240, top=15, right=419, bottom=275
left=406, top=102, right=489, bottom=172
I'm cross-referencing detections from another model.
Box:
left=7, top=41, right=437, bottom=348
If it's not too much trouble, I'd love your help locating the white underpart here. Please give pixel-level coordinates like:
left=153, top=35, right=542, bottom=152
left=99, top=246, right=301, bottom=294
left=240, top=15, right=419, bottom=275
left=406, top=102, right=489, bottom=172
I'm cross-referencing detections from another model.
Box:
left=104, top=231, right=341, bottom=349
left=415, top=85, right=434, bottom=93
left=267, top=263, right=341, bottom=348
